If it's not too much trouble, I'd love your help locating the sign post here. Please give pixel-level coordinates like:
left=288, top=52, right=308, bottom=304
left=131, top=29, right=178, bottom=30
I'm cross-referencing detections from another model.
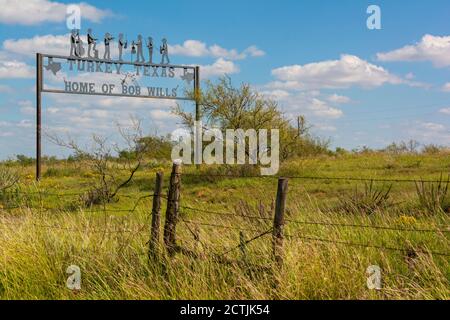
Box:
left=36, top=53, right=43, bottom=181
left=35, top=31, right=200, bottom=181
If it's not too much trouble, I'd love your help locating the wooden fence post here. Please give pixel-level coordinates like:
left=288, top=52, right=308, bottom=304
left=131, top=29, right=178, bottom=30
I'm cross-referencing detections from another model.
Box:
left=273, top=177, right=288, bottom=265
left=149, top=171, right=163, bottom=260
left=164, top=161, right=182, bottom=255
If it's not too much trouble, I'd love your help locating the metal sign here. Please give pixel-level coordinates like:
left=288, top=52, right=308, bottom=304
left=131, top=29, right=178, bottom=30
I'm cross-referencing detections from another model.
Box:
left=35, top=29, right=201, bottom=180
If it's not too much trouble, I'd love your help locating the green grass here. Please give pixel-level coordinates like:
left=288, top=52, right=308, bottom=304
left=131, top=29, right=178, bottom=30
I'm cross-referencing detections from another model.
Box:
left=0, top=153, right=449, bottom=299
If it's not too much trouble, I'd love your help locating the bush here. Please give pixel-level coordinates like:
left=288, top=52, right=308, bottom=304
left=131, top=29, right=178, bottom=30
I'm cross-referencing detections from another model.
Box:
left=338, top=181, right=392, bottom=215
left=0, top=166, right=19, bottom=192
left=415, top=175, right=449, bottom=215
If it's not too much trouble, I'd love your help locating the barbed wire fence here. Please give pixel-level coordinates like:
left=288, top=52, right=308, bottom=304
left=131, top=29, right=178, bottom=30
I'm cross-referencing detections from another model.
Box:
left=1, top=162, right=450, bottom=268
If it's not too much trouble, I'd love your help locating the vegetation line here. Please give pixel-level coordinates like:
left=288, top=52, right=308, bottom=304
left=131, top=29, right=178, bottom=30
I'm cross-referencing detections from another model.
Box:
left=180, top=173, right=450, bottom=184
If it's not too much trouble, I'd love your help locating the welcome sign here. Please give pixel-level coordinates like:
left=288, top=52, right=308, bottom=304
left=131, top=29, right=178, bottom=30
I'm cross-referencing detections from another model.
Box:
left=35, top=29, right=200, bottom=180
left=38, top=30, right=199, bottom=101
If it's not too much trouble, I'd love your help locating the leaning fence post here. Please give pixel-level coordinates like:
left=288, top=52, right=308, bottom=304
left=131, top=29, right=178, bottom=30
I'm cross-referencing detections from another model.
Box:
left=149, top=171, right=163, bottom=260
left=164, top=160, right=182, bottom=255
left=273, top=177, right=288, bottom=266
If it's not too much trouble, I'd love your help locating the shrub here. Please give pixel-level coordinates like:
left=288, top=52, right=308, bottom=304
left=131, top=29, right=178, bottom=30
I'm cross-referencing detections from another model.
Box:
left=415, top=174, right=449, bottom=215
left=0, top=166, right=19, bottom=192
left=338, top=181, right=392, bottom=215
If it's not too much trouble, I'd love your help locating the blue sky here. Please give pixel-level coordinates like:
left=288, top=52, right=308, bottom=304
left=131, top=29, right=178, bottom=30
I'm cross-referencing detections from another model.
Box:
left=0, top=0, right=449, bottom=159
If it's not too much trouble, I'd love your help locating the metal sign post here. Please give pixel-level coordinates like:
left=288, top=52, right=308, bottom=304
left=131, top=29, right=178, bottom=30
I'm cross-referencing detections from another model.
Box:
left=36, top=53, right=43, bottom=181
left=35, top=31, right=200, bottom=181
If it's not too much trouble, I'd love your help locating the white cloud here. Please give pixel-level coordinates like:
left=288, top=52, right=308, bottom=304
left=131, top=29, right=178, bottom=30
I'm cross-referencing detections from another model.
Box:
left=170, top=40, right=209, bottom=57
left=200, top=58, right=239, bottom=78
left=260, top=89, right=344, bottom=119
left=0, top=131, right=13, bottom=137
left=4, top=34, right=75, bottom=57
left=260, top=89, right=291, bottom=100
left=403, top=121, right=450, bottom=145
left=149, top=109, right=178, bottom=121
left=17, top=119, right=33, bottom=128
left=442, top=83, right=450, bottom=92
left=377, top=34, right=450, bottom=68
left=420, top=122, right=446, bottom=132
left=270, top=54, right=404, bottom=90
left=0, top=60, right=34, bottom=78
left=18, top=100, right=35, bottom=115
left=0, top=0, right=112, bottom=25
left=170, top=40, right=265, bottom=60
left=439, top=107, right=450, bottom=115
left=244, top=46, right=266, bottom=57
left=309, top=98, right=343, bottom=118
left=0, top=84, right=13, bottom=93
left=327, top=94, right=351, bottom=104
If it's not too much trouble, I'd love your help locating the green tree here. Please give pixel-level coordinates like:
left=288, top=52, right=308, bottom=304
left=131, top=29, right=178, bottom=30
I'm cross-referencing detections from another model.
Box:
left=173, top=76, right=329, bottom=160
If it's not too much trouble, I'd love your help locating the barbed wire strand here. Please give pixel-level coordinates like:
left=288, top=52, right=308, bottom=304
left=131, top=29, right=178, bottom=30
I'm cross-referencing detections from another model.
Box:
left=180, top=204, right=450, bottom=234
left=218, top=228, right=273, bottom=257
left=285, top=233, right=450, bottom=257
left=181, top=218, right=269, bottom=233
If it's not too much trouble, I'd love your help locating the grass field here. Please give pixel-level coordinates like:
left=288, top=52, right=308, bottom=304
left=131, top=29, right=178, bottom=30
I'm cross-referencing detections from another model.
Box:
left=0, top=152, right=449, bottom=299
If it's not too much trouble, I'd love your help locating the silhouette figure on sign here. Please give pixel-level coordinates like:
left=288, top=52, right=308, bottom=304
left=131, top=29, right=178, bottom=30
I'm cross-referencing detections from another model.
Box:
left=87, top=28, right=98, bottom=58
left=118, top=33, right=128, bottom=61
left=74, top=30, right=85, bottom=57
left=135, top=35, right=145, bottom=63
left=160, top=38, right=170, bottom=64
left=70, top=29, right=79, bottom=57
left=103, top=32, right=114, bottom=60
left=45, top=57, right=62, bottom=75
left=130, top=40, right=136, bottom=63
left=146, top=37, right=153, bottom=64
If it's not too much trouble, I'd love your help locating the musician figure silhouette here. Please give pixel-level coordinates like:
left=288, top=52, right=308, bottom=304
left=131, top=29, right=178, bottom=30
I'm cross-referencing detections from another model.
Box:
left=146, top=37, right=153, bottom=64
left=160, top=38, right=170, bottom=64
left=118, top=33, right=128, bottom=61
left=103, top=32, right=114, bottom=60
left=135, top=35, right=145, bottom=63
left=67, top=29, right=174, bottom=66
left=70, top=29, right=80, bottom=57
left=87, top=28, right=98, bottom=58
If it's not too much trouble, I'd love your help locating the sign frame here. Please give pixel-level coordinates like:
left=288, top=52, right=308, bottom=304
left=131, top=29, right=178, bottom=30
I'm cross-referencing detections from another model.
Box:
left=35, top=53, right=201, bottom=180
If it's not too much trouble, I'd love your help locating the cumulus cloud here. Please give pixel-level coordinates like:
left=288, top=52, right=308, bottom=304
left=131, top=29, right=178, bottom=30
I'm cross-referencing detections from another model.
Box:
left=439, top=107, right=450, bottom=115
left=3, top=34, right=69, bottom=57
left=377, top=34, right=450, bottom=68
left=327, top=94, right=351, bottom=104
left=0, top=84, right=13, bottom=93
left=0, top=0, right=112, bottom=25
left=270, top=54, right=405, bottom=90
left=0, top=60, right=34, bottom=78
left=200, top=58, right=239, bottom=78
left=309, top=98, right=343, bottom=118
left=18, top=100, right=35, bottom=115
left=260, top=89, right=344, bottom=119
left=442, top=83, right=450, bottom=92
left=419, top=122, right=446, bottom=132
left=170, top=40, right=265, bottom=60
left=403, top=121, right=450, bottom=145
